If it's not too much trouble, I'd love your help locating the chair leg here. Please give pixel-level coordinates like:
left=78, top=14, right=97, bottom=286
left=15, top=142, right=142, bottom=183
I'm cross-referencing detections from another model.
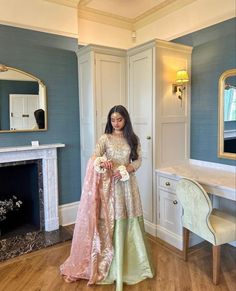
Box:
left=183, top=227, right=189, bottom=261
left=212, top=245, right=221, bottom=285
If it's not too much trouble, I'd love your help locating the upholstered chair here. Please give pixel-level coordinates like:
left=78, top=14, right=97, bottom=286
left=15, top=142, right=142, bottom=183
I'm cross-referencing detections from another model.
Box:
left=176, top=178, right=236, bottom=285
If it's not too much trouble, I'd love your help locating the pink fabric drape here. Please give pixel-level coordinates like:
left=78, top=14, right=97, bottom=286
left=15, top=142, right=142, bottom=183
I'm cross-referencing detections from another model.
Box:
left=60, top=158, right=115, bottom=284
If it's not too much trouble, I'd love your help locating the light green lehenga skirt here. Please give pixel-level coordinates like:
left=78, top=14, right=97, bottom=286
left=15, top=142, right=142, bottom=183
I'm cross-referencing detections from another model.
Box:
left=98, top=216, right=155, bottom=291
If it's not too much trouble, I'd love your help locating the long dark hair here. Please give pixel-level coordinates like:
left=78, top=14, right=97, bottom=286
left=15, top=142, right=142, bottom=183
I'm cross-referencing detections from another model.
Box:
left=34, top=109, right=45, bottom=129
left=105, top=105, right=139, bottom=161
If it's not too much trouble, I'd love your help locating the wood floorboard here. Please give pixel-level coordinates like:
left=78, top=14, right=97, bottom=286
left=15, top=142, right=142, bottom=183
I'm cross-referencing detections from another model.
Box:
left=0, top=226, right=235, bottom=291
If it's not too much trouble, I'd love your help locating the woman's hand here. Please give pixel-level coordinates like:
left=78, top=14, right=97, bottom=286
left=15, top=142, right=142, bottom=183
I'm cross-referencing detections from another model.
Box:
left=126, top=164, right=135, bottom=173
left=100, top=160, right=113, bottom=170
left=113, top=170, right=122, bottom=180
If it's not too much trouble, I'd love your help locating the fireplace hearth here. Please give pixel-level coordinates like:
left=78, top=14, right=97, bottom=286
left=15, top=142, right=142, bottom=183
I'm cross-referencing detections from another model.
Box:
left=0, top=144, right=70, bottom=261
left=0, top=226, right=72, bottom=261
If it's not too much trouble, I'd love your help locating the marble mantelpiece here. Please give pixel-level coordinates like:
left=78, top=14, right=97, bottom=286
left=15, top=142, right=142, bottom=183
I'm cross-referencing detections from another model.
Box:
left=0, top=144, right=65, bottom=231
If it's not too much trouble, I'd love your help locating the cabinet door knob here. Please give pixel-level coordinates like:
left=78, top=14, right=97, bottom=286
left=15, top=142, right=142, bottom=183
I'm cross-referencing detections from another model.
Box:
left=173, top=200, right=178, bottom=205
left=165, top=182, right=170, bottom=186
left=146, top=136, right=151, bottom=140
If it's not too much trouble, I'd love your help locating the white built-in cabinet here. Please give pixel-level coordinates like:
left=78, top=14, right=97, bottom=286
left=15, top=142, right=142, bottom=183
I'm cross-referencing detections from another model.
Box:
left=128, top=47, right=153, bottom=225
left=78, top=45, right=126, bottom=180
left=127, top=40, right=192, bottom=237
left=78, top=40, right=193, bottom=247
left=156, top=172, right=183, bottom=249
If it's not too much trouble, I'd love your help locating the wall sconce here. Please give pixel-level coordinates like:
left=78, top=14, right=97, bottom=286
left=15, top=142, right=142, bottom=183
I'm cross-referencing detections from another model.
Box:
left=172, top=70, right=189, bottom=103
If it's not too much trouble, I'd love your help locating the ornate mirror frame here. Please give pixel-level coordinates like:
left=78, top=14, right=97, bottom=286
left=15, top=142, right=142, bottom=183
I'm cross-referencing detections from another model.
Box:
left=218, top=68, right=236, bottom=160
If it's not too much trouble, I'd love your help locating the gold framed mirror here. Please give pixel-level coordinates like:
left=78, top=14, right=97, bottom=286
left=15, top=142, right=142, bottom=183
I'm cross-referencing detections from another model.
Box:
left=218, top=68, right=236, bottom=160
left=0, top=64, right=47, bottom=133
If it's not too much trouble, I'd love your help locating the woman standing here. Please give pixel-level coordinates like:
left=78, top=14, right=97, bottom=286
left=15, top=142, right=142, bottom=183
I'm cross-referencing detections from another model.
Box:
left=60, top=105, right=154, bottom=290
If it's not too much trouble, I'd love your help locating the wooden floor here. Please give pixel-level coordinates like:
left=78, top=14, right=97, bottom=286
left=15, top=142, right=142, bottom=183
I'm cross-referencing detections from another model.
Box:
left=0, top=226, right=235, bottom=291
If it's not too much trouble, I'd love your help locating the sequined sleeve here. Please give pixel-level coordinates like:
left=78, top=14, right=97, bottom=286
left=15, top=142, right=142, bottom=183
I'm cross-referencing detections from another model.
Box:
left=93, top=134, right=107, bottom=158
left=130, top=139, right=142, bottom=171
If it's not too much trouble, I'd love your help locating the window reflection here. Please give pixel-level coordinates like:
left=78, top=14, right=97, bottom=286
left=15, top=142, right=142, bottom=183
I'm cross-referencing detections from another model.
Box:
left=224, top=87, right=236, bottom=121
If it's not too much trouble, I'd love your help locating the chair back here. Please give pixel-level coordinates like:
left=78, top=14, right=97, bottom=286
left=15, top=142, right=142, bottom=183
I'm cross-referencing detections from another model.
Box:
left=176, top=178, right=216, bottom=244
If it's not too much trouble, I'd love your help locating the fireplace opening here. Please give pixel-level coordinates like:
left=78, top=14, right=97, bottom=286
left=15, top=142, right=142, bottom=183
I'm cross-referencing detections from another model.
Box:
left=0, top=160, right=43, bottom=237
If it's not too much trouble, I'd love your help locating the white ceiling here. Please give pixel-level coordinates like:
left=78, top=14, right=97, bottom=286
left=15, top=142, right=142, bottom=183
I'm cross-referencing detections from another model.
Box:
left=81, top=0, right=168, bottom=19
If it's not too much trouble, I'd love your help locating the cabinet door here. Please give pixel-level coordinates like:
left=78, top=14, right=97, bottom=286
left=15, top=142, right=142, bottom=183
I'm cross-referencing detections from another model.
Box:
left=159, top=189, right=182, bottom=235
left=79, top=52, right=96, bottom=181
left=95, top=53, right=126, bottom=139
left=128, top=48, right=153, bottom=222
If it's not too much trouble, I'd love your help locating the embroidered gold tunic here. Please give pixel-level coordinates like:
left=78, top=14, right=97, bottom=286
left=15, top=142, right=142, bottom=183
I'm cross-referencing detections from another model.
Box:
left=94, top=134, right=143, bottom=220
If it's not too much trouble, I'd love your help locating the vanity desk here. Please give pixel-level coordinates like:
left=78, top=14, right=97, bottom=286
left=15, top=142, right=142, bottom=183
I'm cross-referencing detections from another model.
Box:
left=155, top=160, right=236, bottom=250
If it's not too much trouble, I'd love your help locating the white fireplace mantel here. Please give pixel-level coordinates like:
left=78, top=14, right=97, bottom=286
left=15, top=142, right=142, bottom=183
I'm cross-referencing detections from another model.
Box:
left=0, top=143, right=65, bottom=231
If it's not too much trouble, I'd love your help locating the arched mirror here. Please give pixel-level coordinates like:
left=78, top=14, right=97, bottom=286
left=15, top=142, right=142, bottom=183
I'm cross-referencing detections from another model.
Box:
left=218, top=68, right=236, bottom=160
left=0, top=64, right=47, bottom=132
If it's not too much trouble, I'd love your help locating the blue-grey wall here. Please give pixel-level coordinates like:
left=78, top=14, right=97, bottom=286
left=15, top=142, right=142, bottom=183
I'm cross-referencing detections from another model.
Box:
left=173, top=17, right=236, bottom=166
left=0, top=24, right=81, bottom=204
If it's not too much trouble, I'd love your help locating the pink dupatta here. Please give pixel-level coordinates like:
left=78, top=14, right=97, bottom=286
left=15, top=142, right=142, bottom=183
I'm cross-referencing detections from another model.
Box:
left=60, top=158, right=114, bottom=284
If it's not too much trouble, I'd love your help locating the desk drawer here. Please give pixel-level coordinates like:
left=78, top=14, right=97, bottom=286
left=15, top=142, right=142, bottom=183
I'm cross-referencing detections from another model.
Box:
left=159, top=176, right=177, bottom=192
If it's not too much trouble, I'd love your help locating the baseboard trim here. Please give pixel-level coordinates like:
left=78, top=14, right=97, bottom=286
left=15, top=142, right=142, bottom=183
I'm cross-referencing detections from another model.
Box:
left=58, top=201, right=79, bottom=226
left=156, top=225, right=183, bottom=250
left=144, top=220, right=157, bottom=237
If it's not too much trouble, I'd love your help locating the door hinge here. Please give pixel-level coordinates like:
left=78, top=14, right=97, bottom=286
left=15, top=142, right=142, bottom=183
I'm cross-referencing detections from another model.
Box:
left=11, top=112, right=13, bottom=117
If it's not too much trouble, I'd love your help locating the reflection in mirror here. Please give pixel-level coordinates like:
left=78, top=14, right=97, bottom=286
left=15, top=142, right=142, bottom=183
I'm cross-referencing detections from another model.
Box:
left=218, top=68, right=236, bottom=160
left=0, top=64, right=47, bottom=132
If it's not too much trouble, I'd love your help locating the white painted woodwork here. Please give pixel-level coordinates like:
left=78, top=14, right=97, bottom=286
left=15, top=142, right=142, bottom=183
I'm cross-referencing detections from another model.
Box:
left=159, top=189, right=182, bottom=236
left=78, top=45, right=126, bottom=181
left=155, top=41, right=192, bottom=168
left=127, top=40, right=192, bottom=235
left=9, top=94, right=39, bottom=130
left=0, top=144, right=65, bottom=231
left=78, top=50, right=95, bottom=181
left=128, top=48, right=153, bottom=223
left=59, top=201, right=80, bottom=226
left=95, top=53, right=126, bottom=138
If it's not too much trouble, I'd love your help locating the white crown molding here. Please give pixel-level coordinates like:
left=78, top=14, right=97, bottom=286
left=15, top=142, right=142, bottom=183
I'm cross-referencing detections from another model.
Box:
left=0, top=20, right=79, bottom=39
left=134, top=0, right=197, bottom=30
left=45, top=0, right=81, bottom=8
left=77, top=0, right=197, bottom=31
left=78, top=7, right=133, bottom=30
left=79, top=0, right=92, bottom=5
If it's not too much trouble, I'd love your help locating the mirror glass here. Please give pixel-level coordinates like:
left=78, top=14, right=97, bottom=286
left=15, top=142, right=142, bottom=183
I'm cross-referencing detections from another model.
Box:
left=218, top=68, right=236, bottom=160
left=0, top=64, right=47, bottom=132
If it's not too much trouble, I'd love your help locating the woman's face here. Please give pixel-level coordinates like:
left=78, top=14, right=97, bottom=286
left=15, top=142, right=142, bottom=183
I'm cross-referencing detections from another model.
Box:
left=111, top=112, right=125, bottom=131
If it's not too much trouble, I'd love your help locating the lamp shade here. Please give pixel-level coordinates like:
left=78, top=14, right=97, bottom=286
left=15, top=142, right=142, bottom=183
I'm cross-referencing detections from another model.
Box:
left=176, top=70, right=189, bottom=83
